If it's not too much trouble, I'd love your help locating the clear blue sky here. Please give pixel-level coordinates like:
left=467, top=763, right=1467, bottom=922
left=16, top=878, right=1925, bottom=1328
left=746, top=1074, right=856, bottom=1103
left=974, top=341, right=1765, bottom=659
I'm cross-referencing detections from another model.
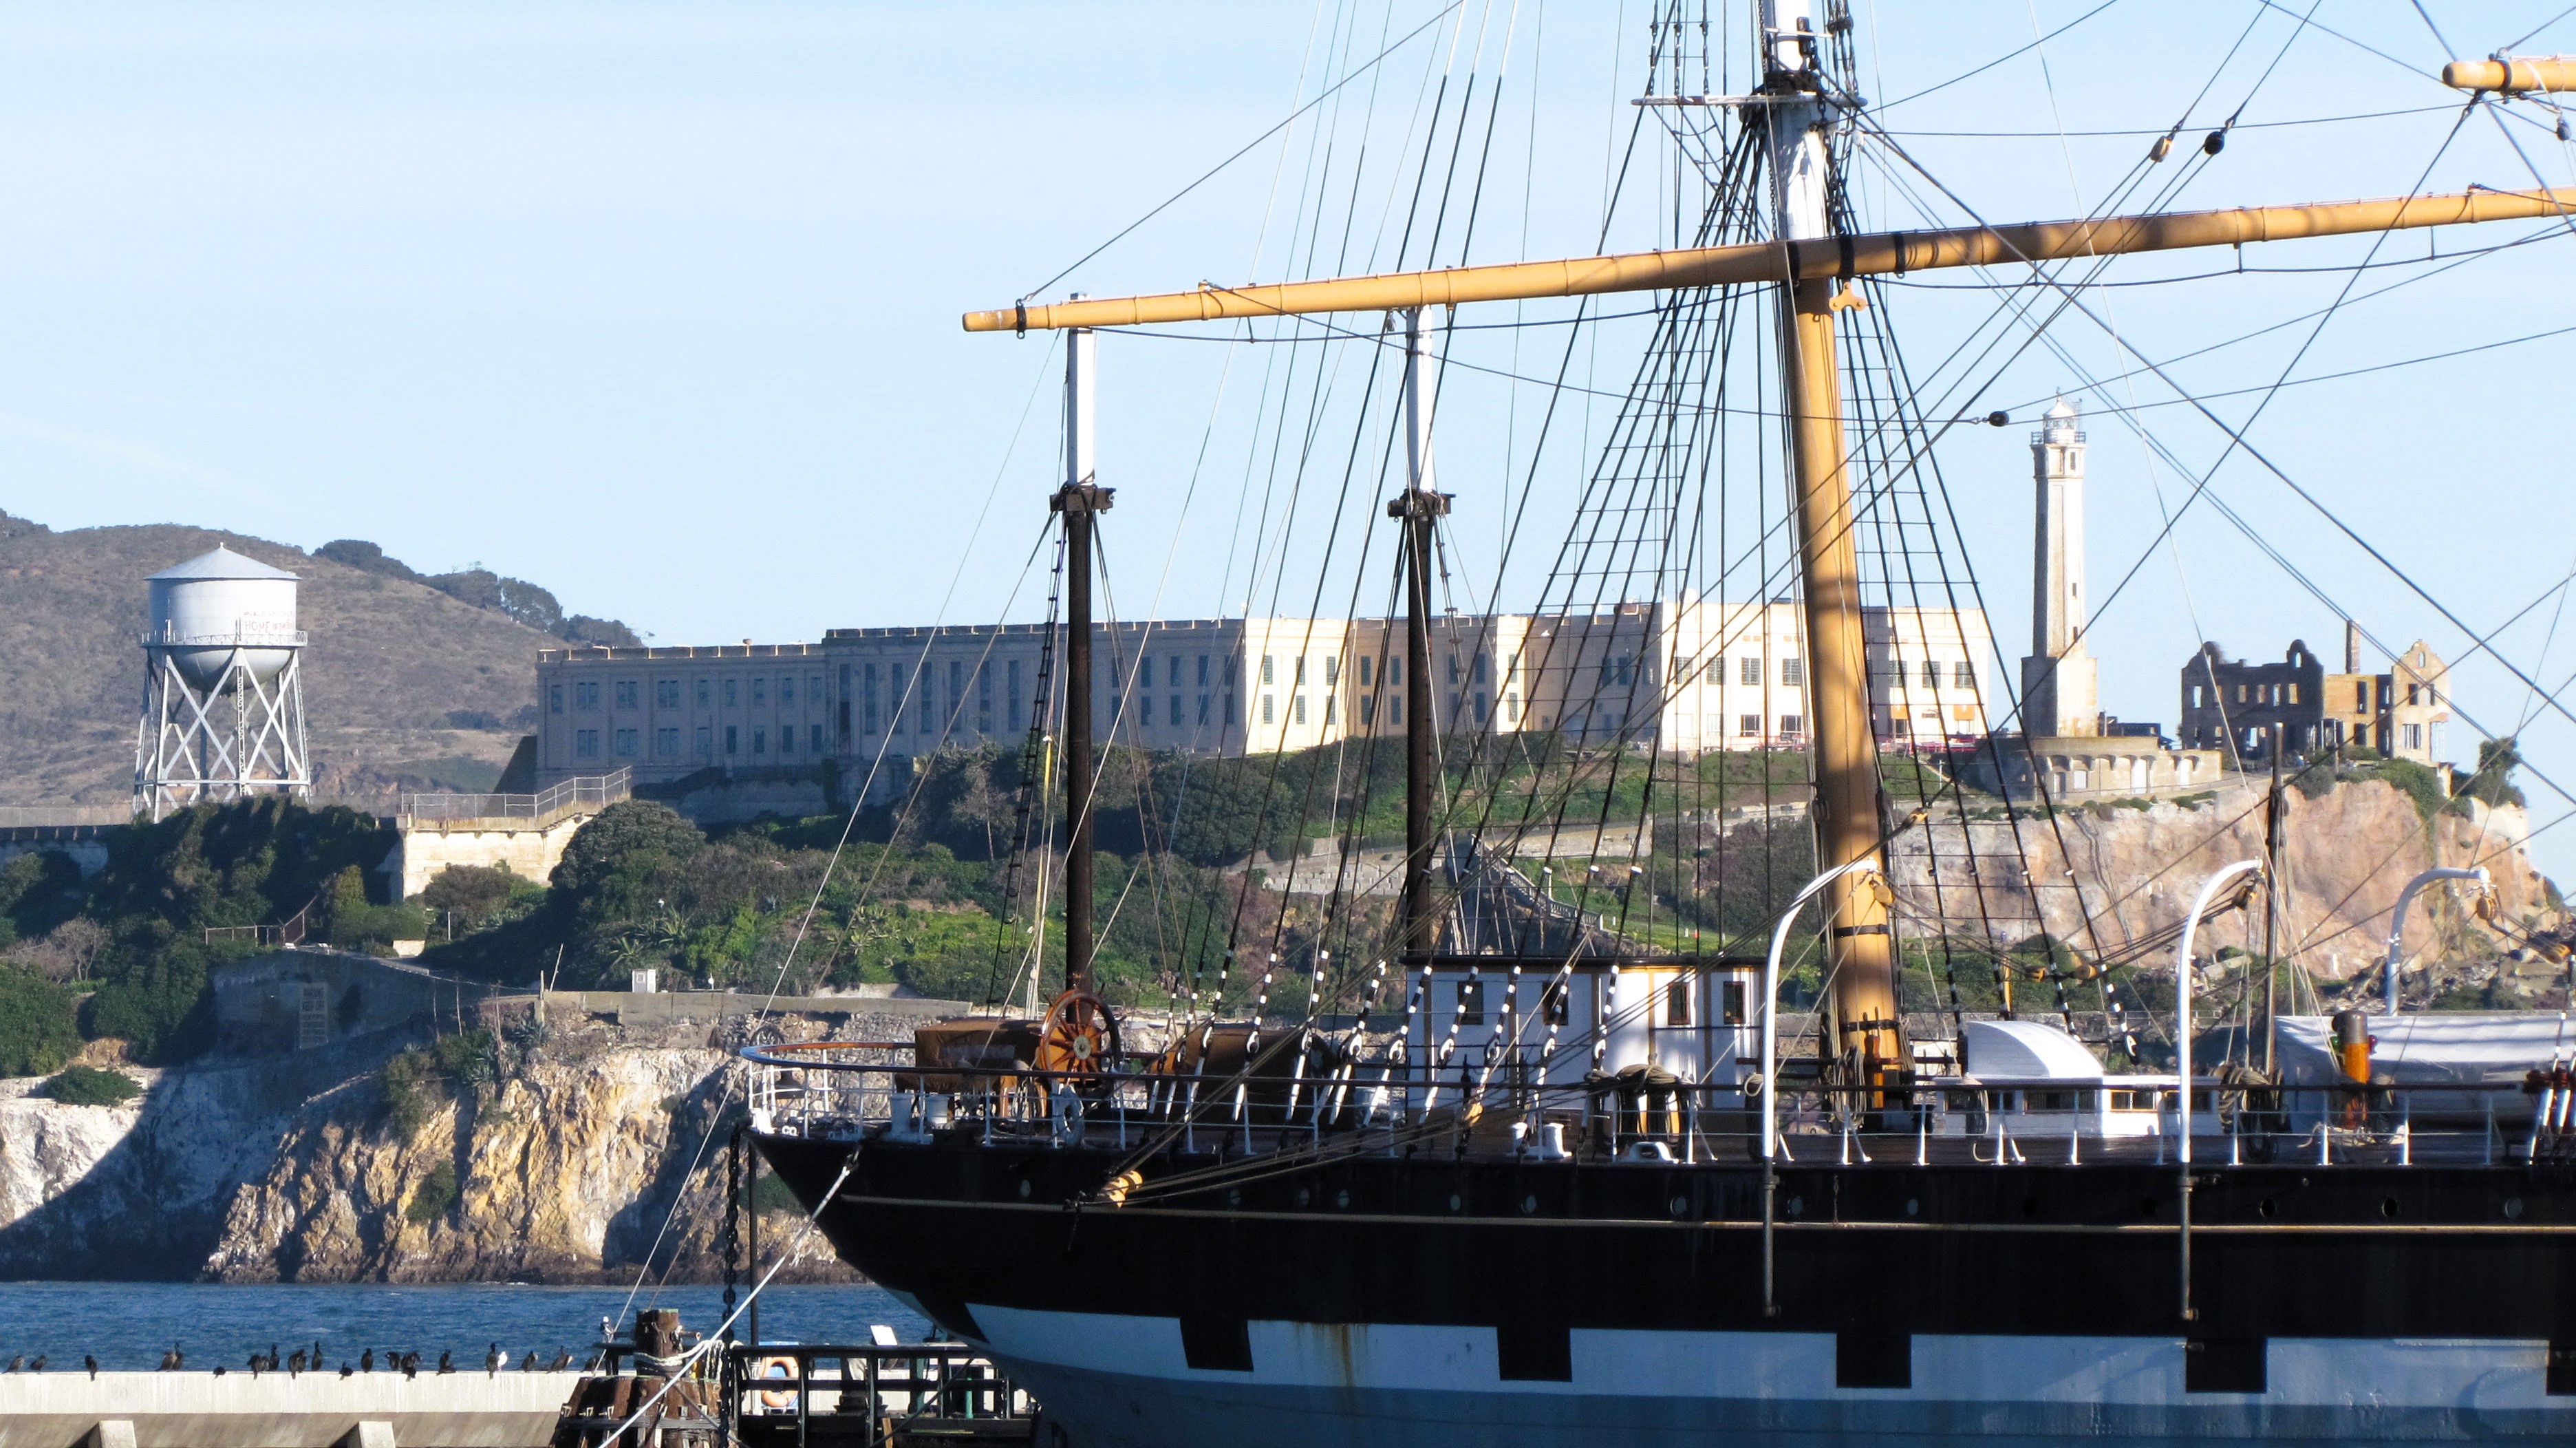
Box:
left=8, top=2, right=2576, bottom=866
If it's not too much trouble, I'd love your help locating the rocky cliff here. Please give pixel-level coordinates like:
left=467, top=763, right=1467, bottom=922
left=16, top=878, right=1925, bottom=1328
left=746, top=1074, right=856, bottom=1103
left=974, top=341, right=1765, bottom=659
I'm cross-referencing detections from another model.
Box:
left=1888, top=775, right=2555, bottom=991
left=0, top=1014, right=881, bottom=1283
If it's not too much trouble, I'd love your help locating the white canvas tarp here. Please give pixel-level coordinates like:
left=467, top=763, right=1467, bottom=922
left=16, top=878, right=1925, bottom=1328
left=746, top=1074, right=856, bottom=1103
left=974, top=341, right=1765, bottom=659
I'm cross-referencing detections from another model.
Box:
left=2276, top=1012, right=2570, bottom=1127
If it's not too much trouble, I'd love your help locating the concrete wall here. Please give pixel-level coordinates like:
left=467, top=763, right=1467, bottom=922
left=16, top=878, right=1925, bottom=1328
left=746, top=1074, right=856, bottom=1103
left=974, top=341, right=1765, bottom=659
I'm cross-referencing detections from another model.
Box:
left=212, top=952, right=484, bottom=1056
left=0, top=1370, right=577, bottom=1448
left=391, top=814, right=588, bottom=899
left=545, top=989, right=967, bottom=1026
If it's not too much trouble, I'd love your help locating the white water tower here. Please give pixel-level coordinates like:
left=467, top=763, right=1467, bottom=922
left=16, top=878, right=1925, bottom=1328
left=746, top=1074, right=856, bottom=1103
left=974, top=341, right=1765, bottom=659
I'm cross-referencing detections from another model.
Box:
left=134, top=545, right=312, bottom=820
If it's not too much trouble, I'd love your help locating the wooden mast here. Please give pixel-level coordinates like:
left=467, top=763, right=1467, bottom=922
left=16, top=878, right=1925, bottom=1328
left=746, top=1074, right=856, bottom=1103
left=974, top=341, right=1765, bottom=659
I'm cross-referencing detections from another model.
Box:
left=1760, top=0, right=1901, bottom=1100
left=1053, top=323, right=1109, bottom=995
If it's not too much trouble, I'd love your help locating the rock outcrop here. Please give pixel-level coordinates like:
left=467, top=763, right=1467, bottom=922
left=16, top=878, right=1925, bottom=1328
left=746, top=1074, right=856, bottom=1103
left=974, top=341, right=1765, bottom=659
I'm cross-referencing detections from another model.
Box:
left=0, top=1015, right=886, bottom=1282
left=1888, top=776, right=2553, bottom=982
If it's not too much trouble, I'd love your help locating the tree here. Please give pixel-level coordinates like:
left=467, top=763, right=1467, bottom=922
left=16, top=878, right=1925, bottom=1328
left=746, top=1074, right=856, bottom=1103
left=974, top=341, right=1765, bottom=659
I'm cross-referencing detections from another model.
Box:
left=420, top=863, right=526, bottom=931
left=0, top=966, right=78, bottom=1076
left=552, top=801, right=705, bottom=902
left=2456, top=736, right=2526, bottom=809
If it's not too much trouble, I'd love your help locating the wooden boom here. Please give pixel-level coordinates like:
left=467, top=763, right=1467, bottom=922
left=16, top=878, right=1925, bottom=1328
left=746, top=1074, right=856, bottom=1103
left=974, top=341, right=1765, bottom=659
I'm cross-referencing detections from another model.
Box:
left=965, top=186, right=2576, bottom=331
left=2444, top=56, right=2576, bottom=92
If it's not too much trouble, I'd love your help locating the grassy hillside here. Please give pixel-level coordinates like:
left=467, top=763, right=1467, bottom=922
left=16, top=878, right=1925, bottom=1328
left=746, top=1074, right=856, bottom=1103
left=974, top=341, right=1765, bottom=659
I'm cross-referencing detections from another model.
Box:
left=0, top=512, right=599, bottom=804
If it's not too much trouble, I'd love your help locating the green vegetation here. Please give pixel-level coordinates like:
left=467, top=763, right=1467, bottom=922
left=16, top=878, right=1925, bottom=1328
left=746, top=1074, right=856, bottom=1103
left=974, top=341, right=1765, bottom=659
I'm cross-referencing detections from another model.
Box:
left=40, top=1064, right=138, bottom=1107
left=0, top=967, right=79, bottom=1076
left=316, top=538, right=639, bottom=647
left=405, top=1160, right=460, bottom=1225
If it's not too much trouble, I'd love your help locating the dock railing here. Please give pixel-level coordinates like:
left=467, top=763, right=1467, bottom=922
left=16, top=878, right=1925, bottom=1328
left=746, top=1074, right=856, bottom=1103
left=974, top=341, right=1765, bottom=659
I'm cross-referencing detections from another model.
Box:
left=723, top=1341, right=1031, bottom=1446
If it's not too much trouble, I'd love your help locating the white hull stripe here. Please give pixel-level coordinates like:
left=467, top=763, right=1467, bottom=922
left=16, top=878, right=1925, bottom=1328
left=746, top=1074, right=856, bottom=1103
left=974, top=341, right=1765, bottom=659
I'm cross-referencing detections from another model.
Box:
left=958, top=1304, right=2559, bottom=1412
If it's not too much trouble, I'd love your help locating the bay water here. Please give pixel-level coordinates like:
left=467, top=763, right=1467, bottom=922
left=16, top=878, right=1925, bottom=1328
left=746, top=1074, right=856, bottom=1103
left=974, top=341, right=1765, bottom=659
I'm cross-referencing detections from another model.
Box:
left=0, top=1282, right=932, bottom=1374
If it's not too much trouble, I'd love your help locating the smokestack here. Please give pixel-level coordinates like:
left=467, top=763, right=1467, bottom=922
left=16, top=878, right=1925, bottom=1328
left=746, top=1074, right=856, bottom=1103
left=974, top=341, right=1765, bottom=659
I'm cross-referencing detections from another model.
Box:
left=2344, top=619, right=2361, bottom=674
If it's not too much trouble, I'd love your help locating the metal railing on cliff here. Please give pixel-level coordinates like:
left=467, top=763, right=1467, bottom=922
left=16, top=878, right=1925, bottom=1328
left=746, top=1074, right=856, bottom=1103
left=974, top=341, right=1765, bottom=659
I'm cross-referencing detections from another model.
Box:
left=401, top=768, right=631, bottom=829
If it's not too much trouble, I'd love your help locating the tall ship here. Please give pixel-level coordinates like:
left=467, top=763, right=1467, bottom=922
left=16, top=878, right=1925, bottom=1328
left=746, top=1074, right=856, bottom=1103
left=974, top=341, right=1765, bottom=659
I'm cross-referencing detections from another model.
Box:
left=747, top=4, right=2576, bottom=1442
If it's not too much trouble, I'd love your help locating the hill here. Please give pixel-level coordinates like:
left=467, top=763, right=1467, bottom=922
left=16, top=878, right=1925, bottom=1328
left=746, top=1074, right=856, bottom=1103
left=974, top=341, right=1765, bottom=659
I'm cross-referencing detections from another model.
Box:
left=0, top=513, right=621, bottom=804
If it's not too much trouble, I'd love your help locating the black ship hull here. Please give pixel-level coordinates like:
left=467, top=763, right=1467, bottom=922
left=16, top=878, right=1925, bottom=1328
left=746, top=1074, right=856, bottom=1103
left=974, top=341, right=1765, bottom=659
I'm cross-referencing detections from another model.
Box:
left=757, top=1131, right=2576, bottom=1445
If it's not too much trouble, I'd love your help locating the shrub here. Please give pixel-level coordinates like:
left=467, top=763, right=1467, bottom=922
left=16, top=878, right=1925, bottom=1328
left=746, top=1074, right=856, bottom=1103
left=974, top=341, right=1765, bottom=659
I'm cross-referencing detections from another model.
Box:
left=0, top=966, right=79, bottom=1076
left=41, top=1064, right=139, bottom=1107
left=406, top=1160, right=459, bottom=1225
left=420, top=864, right=537, bottom=934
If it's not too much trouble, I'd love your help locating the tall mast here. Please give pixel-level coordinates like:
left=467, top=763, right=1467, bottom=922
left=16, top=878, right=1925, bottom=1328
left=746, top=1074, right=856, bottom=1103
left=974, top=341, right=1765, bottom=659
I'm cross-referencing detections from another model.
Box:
left=1053, top=321, right=1110, bottom=997
left=1391, top=306, right=1449, bottom=958
left=1762, top=0, right=1903, bottom=1094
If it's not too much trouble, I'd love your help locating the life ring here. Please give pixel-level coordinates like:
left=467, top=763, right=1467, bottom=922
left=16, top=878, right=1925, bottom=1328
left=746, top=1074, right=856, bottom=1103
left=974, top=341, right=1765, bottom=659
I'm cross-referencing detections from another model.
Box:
left=756, top=1356, right=797, bottom=1410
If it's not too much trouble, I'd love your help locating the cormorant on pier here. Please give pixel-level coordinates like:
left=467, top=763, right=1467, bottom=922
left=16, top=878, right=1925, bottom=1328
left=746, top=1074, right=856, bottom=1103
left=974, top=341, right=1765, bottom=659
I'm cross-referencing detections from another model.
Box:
left=341, top=1363, right=354, bottom=1378
left=6, top=1355, right=22, bottom=1372
left=85, top=1355, right=98, bottom=1379
left=359, top=1348, right=374, bottom=1373
left=30, top=1356, right=46, bottom=1372
left=551, top=1348, right=573, bottom=1370
left=288, top=1348, right=307, bottom=1375
left=437, top=1350, right=453, bottom=1374
left=520, top=1347, right=541, bottom=1372
left=213, top=1366, right=226, bottom=1378
left=158, top=1346, right=182, bottom=1372
left=484, top=1342, right=502, bottom=1374
left=400, top=1351, right=419, bottom=1378
left=312, top=1341, right=323, bottom=1370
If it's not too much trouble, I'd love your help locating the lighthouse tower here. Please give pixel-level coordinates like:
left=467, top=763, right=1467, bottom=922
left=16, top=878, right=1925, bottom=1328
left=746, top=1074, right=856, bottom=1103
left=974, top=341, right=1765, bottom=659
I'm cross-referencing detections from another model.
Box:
left=2020, top=398, right=2099, bottom=738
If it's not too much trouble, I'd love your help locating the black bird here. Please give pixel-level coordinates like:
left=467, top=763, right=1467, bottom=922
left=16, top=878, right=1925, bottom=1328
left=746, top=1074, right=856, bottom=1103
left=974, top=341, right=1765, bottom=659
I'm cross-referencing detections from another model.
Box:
left=247, top=1350, right=264, bottom=1378
left=158, top=1346, right=182, bottom=1372
left=269, top=1343, right=280, bottom=1374
left=213, top=1365, right=226, bottom=1377
left=552, top=1348, right=573, bottom=1371
left=29, top=1356, right=45, bottom=1373
left=400, top=1352, right=419, bottom=1378
left=85, top=1355, right=98, bottom=1379
left=360, top=1348, right=374, bottom=1373
left=438, top=1350, right=454, bottom=1374
left=484, top=1342, right=501, bottom=1375
left=341, top=1361, right=354, bottom=1377
left=289, top=1349, right=307, bottom=1375
left=520, top=1347, right=540, bottom=1372
left=6, top=1355, right=21, bottom=1372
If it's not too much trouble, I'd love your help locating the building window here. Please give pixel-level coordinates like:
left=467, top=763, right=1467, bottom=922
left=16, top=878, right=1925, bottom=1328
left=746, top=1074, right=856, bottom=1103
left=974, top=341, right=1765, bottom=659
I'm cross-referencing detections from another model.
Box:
left=753, top=678, right=768, bottom=706
left=1781, top=659, right=1804, bottom=687
left=777, top=724, right=793, bottom=754
left=1137, top=694, right=1152, bottom=726
left=612, top=680, right=637, bottom=710
left=1324, top=655, right=1339, bottom=686
left=550, top=683, right=564, bottom=714
left=1504, top=694, right=1519, bottom=723
left=811, top=725, right=825, bottom=753
left=753, top=727, right=768, bottom=755
left=1779, top=714, right=1804, bottom=736
left=575, top=729, right=599, bottom=758
left=782, top=676, right=796, bottom=707
left=1921, top=660, right=1940, bottom=690
left=656, top=679, right=680, bottom=709
left=1360, top=656, right=1373, bottom=688
left=1263, top=694, right=1275, bottom=725
left=575, top=681, right=600, bottom=712
left=725, top=725, right=739, bottom=755
left=2405, top=723, right=2423, bottom=750
left=654, top=727, right=679, bottom=756
left=811, top=674, right=824, bottom=705
left=1953, top=661, right=1975, bottom=688
left=1388, top=657, right=1402, bottom=687
left=1391, top=696, right=1403, bottom=725
left=1739, top=714, right=1761, bottom=738
left=1456, top=979, right=1485, bottom=1026
left=1292, top=695, right=1307, bottom=725
left=1008, top=659, right=1024, bottom=732
left=614, top=728, right=639, bottom=757
left=1474, top=692, right=1488, bottom=722
left=1195, top=654, right=1209, bottom=687
left=1740, top=658, right=1762, bottom=686
left=1324, top=695, right=1337, bottom=725
left=1293, top=655, right=1307, bottom=685
left=1170, top=694, right=1182, bottom=727
left=694, top=726, right=712, bottom=757
left=1360, top=696, right=1375, bottom=725
left=1666, top=978, right=1693, bottom=1027
left=1139, top=657, right=1154, bottom=689
left=1447, top=654, right=1461, bottom=685
left=1472, top=654, right=1488, bottom=684
left=1223, top=692, right=1235, bottom=724
left=1721, top=979, right=1748, bottom=1025
left=1261, top=655, right=1275, bottom=685
left=2190, top=685, right=2204, bottom=708
left=724, top=679, right=739, bottom=707
left=696, top=679, right=711, bottom=707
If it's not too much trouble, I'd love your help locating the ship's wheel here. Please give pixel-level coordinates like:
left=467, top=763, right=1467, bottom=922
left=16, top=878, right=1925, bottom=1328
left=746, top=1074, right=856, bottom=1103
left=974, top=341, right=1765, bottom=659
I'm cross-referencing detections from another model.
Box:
left=1033, top=988, right=1121, bottom=1092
